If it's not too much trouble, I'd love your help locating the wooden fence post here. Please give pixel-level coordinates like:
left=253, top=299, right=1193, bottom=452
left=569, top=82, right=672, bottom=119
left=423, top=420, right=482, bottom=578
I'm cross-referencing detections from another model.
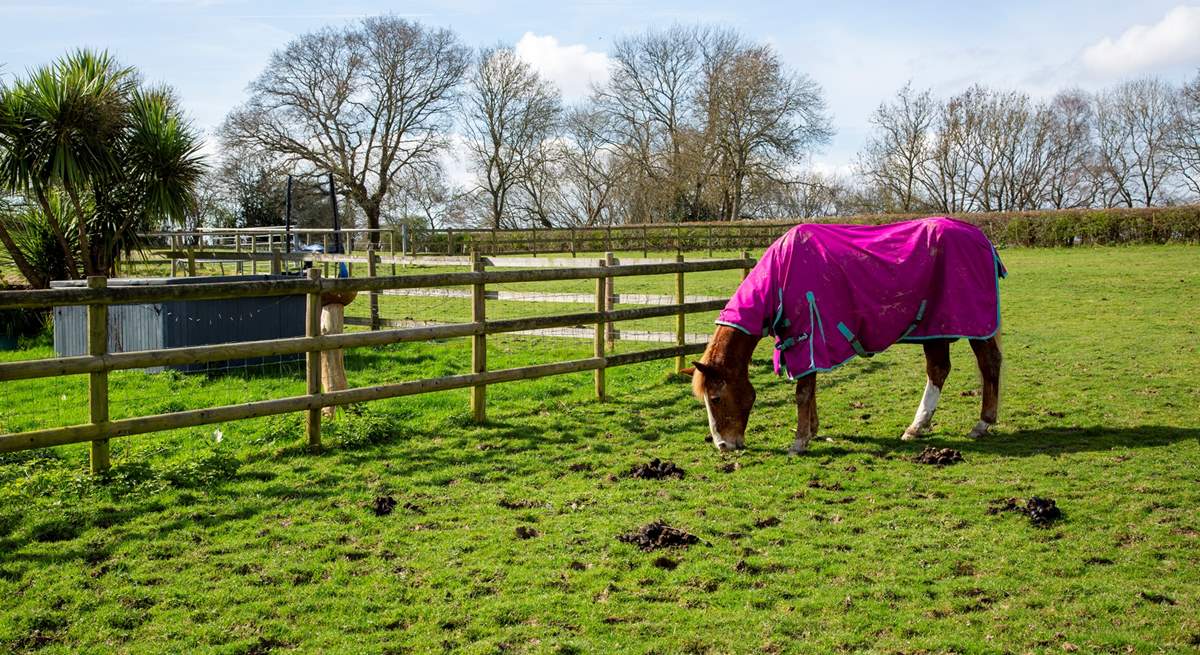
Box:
left=642, top=226, right=649, bottom=257
left=594, top=257, right=606, bottom=402
left=305, top=268, right=322, bottom=449
left=235, top=235, right=244, bottom=274
left=170, top=235, right=178, bottom=278
left=470, top=250, right=487, bottom=422
left=447, top=229, right=455, bottom=256
left=570, top=228, right=577, bottom=258
left=368, top=246, right=380, bottom=331
left=322, top=235, right=330, bottom=277
left=675, top=254, right=686, bottom=373
left=187, top=247, right=197, bottom=277
left=251, top=236, right=259, bottom=275
left=742, top=250, right=751, bottom=279
left=271, top=250, right=282, bottom=276
left=604, top=252, right=616, bottom=348
left=389, top=231, right=397, bottom=276
left=87, top=276, right=110, bottom=474
left=708, top=226, right=714, bottom=258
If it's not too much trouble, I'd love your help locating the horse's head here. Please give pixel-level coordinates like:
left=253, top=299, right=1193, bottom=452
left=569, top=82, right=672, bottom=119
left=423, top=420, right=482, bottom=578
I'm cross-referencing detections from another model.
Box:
left=685, top=359, right=756, bottom=451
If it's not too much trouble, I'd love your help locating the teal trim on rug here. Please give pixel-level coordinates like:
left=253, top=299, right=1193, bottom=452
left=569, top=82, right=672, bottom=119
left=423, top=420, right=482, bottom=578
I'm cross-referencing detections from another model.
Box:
left=781, top=265, right=1005, bottom=379
left=714, top=320, right=753, bottom=336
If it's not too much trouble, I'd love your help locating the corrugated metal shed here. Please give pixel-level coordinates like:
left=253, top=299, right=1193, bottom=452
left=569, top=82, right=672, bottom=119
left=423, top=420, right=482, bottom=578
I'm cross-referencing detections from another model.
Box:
left=53, top=275, right=306, bottom=373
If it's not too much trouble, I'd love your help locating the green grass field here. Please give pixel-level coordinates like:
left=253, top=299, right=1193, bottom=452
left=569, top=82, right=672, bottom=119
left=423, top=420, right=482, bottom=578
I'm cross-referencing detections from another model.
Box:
left=2, top=245, right=1199, bottom=653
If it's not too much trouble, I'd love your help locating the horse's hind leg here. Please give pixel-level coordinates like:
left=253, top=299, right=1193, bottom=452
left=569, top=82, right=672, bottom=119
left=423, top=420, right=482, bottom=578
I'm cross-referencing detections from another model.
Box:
left=902, top=340, right=951, bottom=440
left=789, top=374, right=817, bottom=455
left=968, top=336, right=1002, bottom=438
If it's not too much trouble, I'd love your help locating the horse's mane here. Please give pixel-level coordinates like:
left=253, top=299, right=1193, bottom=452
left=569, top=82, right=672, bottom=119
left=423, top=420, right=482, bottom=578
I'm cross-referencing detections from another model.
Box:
left=693, top=326, right=757, bottom=398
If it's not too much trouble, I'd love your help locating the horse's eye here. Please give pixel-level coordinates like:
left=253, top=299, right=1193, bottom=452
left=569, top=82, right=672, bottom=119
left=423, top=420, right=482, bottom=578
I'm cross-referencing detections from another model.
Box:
left=710, top=396, right=721, bottom=405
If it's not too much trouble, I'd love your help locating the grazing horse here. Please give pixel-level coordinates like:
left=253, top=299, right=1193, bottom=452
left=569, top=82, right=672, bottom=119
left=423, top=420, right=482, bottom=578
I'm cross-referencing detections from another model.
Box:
left=685, top=217, right=1005, bottom=453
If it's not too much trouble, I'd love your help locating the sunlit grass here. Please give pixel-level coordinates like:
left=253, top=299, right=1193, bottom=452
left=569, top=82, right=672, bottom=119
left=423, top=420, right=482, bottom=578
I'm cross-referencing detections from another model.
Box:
left=0, top=245, right=1198, bottom=653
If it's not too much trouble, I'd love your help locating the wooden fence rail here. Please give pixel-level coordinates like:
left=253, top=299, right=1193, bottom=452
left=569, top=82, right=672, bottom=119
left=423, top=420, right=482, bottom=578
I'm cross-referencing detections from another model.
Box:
left=0, top=254, right=753, bottom=471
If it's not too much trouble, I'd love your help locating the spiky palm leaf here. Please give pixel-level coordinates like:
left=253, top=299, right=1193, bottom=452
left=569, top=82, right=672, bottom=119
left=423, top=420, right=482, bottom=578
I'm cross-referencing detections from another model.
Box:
left=0, top=49, right=205, bottom=283
left=4, top=193, right=76, bottom=283
left=124, top=87, right=205, bottom=225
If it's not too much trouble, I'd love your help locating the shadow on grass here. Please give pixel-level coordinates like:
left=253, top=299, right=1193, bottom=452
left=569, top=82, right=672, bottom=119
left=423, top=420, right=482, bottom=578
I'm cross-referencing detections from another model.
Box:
left=833, top=424, right=1200, bottom=458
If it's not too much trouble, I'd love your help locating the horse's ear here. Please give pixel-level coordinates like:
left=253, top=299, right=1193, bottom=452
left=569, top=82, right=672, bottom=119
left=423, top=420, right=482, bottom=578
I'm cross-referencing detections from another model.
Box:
left=679, top=366, right=695, bottom=377
left=691, top=361, right=721, bottom=380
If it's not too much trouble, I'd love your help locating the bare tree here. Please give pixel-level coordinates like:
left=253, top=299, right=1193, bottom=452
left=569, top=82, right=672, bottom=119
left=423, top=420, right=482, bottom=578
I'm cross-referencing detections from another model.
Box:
left=747, top=170, right=848, bottom=219
left=1041, top=90, right=1099, bottom=209
left=1094, top=78, right=1178, bottom=207
left=462, top=47, right=561, bottom=229
left=560, top=106, right=621, bottom=226
left=856, top=83, right=936, bottom=212
left=221, top=16, right=469, bottom=248
left=595, top=25, right=831, bottom=223
left=597, top=25, right=703, bottom=222
left=703, top=45, right=831, bottom=220
left=515, top=138, right=566, bottom=227
left=916, top=96, right=973, bottom=213
left=389, top=163, right=455, bottom=230
left=1170, top=71, right=1200, bottom=198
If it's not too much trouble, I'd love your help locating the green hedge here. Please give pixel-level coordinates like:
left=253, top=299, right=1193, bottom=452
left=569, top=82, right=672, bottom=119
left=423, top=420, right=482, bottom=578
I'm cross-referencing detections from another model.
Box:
left=932, top=207, right=1200, bottom=247
left=443, top=206, right=1200, bottom=254
left=745, top=206, right=1200, bottom=248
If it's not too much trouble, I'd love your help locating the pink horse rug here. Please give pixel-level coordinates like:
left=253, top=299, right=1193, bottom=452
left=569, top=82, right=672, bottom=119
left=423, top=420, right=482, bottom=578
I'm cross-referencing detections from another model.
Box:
left=717, top=217, right=1006, bottom=379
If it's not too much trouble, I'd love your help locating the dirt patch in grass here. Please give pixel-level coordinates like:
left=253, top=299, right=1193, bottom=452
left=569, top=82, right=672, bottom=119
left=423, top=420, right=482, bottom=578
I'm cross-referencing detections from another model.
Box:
left=719, top=461, right=741, bottom=473
left=372, top=496, right=397, bottom=516
left=618, top=521, right=700, bottom=551
left=515, top=526, right=540, bottom=540
left=626, top=458, right=685, bottom=480
left=914, top=447, right=964, bottom=465
left=807, top=479, right=842, bottom=491
left=652, top=556, right=679, bottom=570
left=1138, top=591, right=1176, bottom=605
left=988, top=497, right=1062, bottom=527
left=753, top=516, right=781, bottom=529
left=499, top=498, right=544, bottom=510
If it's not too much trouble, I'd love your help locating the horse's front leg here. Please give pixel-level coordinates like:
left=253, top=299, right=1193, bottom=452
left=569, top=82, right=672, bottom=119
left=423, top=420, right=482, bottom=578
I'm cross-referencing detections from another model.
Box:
left=902, top=340, right=951, bottom=440
left=789, top=374, right=818, bottom=455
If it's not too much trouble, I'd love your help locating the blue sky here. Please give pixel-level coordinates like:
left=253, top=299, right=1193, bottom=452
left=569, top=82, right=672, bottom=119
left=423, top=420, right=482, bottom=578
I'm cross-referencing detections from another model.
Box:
left=4, top=1, right=1200, bottom=180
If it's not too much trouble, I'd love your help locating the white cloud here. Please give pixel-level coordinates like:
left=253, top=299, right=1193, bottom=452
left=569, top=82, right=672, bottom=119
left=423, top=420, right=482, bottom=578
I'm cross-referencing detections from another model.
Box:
left=513, top=32, right=610, bottom=101
left=1082, top=5, right=1200, bottom=76
left=806, top=158, right=855, bottom=180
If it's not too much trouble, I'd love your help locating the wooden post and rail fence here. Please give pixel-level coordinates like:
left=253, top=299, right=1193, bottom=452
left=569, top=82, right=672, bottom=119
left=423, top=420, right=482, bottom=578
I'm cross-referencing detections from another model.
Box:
left=0, top=254, right=754, bottom=473
left=141, top=221, right=785, bottom=262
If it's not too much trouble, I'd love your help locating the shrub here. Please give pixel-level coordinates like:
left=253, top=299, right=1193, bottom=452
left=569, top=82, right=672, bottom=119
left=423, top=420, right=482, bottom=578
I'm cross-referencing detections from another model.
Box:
left=327, top=407, right=398, bottom=449
left=455, top=205, right=1200, bottom=250
left=0, top=282, right=47, bottom=345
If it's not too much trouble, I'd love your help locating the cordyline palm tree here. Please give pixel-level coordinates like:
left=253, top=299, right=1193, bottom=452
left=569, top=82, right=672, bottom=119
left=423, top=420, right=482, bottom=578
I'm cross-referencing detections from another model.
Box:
left=0, top=49, right=205, bottom=286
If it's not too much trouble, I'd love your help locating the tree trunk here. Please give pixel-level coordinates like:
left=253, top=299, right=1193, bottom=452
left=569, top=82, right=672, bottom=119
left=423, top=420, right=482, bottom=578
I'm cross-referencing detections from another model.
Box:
left=320, top=303, right=349, bottom=419
left=0, top=221, right=47, bottom=288
left=33, top=185, right=80, bottom=279
left=64, top=183, right=95, bottom=276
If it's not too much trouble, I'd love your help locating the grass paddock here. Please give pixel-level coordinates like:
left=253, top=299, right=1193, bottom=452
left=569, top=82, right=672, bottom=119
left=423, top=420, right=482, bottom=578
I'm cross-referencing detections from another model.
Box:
left=1, top=245, right=1198, bottom=653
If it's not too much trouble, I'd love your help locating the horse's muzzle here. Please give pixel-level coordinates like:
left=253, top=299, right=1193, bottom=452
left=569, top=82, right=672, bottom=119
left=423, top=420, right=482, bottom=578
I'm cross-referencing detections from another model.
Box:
left=713, top=436, right=745, bottom=451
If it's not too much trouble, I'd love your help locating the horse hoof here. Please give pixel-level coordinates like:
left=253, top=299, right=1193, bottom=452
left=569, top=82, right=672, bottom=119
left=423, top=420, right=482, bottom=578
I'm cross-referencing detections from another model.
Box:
left=967, top=421, right=992, bottom=439
left=787, top=444, right=809, bottom=456
left=901, top=427, right=926, bottom=441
